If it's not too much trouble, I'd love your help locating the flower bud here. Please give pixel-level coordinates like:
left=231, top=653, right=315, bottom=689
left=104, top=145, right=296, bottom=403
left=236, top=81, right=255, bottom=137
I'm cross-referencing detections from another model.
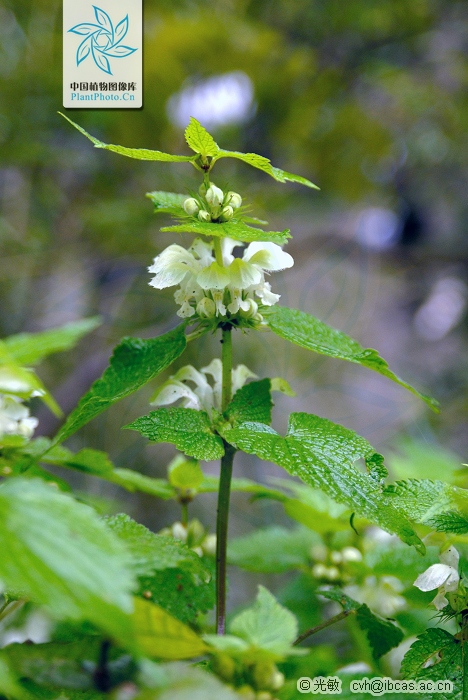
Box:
left=202, top=533, right=217, bottom=556
left=252, top=661, right=276, bottom=691
left=198, top=209, right=211, bottom=222
left=192, top=546, right=203, bottom=557
left=199, top=181, right=216, bottom=197
left=187, top=518, right=205, bottom=545
left=220, top=205, right=234, bottom=221
left=312, top=563, right=328, bottom=578
left=226, top=191, right=242, bottom=209
left=183, top=197, right=199, bottom=216
left=239, top=298, right=258, bottom=318
left=211, top=653, right=236, bottom=682
left=205, top=185, right=224, bottom=208
left=341, top=546, right=363, bottom=563
left=271, top=671, right=285, bottom=690
left=326, top=566, right=340, bottom=580
left=196, top=296, right=216, bottom=318
left=171, top=522, right=187, bottom=541
left=330, top=550, right=343, bottom=564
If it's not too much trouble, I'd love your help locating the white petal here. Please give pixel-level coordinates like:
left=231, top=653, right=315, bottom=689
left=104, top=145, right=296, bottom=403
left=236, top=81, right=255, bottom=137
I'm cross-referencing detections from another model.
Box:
left=432, top=591, right=449, bottom=610
left=243, top=242, right=294, bottom=271
left=253, top=282, right=281, bottom=306
left=212, top=290, right=227, bottom=316
left=151, top=381, right=201, bottom=409
left=232, top=365, right=258, bottom=394
left=197, top=262, right=230, bottom=290
left=189, top=239, right=214, bottom=267
left=414, top=563, right=453, bottom=592
left=176, top=301, right=196, bottom=317
left=440, top=546, right=459, bottom=569
left=228, top=259, right=262, bottom=288
left=149, top=265, right=192, bottom=290
left=443, top=568, right=460, bottom=592
left=196, top=296, right=216, bottom=318
left=202, top=359, right=223, bottom=410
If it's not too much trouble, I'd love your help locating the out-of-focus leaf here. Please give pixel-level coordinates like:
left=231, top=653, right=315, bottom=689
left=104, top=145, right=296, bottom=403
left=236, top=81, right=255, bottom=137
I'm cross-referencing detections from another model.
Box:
left=228, top=526, right=318, bottom=573
left=4, top=318, right=101, bottom=366
left=0, top=479, right=134, bottom=642
left=138, top=660, right=240, bottom=700
left=132, top=597, right=208, bottom=659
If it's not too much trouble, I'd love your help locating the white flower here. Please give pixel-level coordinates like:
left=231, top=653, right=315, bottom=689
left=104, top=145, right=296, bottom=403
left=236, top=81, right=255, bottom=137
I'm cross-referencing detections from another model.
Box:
left=226, top=191, right=242, bottom=209
left=150, top=360, right=257, bottom=417
left=220, top=205, right=234, bottom=221
left=345, top=576, right=406, bottom=617
left=205, top=185, right=224, bottom=208
left=148, top=238, right=293, bottom=320
left=414, top=546, right=460, bottom=610
left=0, top=394, right=38, bottom=442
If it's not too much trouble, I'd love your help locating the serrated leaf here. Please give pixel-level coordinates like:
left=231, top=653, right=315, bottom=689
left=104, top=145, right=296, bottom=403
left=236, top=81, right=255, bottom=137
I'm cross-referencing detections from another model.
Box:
left=0, top=478, right=134, bottom=642
left=184, top=117, right=219, bottom=157
left=230, top=586, right=298, bottom=659
left=228, top=526, right=318, bottom=573
left=4, top=318, right=101, bottom=366
left=225, top=378, right=273, bottom=426
left=221, top=412, right=423, bottom=551
left=53, top=324, right=188, bottom=445
left=320, top=588, right=404, bottom=659
left=132, top=597, right=208, bottom=659
left=401, top=628, right=461, bottom=696
left=125, top=407, right=224, bottom=461
left=146, top=191, right=188, bottom=216
left=161, top=219, right=290, bottom=245
left=106, top=513, right=208, bottom=578
left=384, top=479, right=468, bottom=533
left=214, top=150, right=319, bottom=189
left=59, top=113, right=196, bottom=163
left=265, top=306, right=438, bottom=411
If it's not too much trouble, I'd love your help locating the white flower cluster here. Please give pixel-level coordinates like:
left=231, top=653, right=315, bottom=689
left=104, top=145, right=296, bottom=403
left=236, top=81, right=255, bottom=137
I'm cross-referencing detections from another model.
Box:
left=160, top=519, right=217, bottom=558
left=148, top=236, right=293, bottom=321
left=0, top=394, right=38, bottom=443
left=151, top=359, right=257, bottom=418
left=183, top=184, right=242, bottom=223
left=414, top=545, right=460, bottom=610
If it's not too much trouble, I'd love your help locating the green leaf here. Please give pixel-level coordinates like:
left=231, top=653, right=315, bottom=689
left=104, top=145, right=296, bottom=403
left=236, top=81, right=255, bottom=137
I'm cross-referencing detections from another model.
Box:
left=168, top=455, right=204, bottom=490
left=105, top=513, right=208, bottom=578
left=53, top=324, right=188, bottom=445
left=388, top=439, right=464, bottom=483
left=230, top=586, right=299, bottom=659
left=225, top=378, right=273, bottom=426
left=213, top=150, right=319, bottom=190
left=401, top=628, right=462, bottom=698
left=125, top=407, right=224, bottom=461
left=401, top=628, right=458, bottom=678
left=384, top=479, right=468, bottom=533
left=0, top=658, right=28, bottom=700
left=132, top=597, right=209, bottom=659
left=138, top=660, right=240, bottom=700
left=4, top=318, right=101, bottom=366
left=271, top=479, right=352, bottom=533
left=106, top=514, right=215, bottom=624
left=59, top=113, right=195, bottom=163
left=320, top=588, right=404, bottom=659
left=221, top=412, right=424, bottom=551
left=265, top=306, right=438, bottom=411
left=146, top=191, right=188, bottom=216
left=161, top=219, right=290, bottom=245
left=228, top=526, right=319, bottom=573
left=184, top=117, right=219, bottom=157
left=0, top=478, right=134, bottom=642
left=40, top=443, right=175, bottom=499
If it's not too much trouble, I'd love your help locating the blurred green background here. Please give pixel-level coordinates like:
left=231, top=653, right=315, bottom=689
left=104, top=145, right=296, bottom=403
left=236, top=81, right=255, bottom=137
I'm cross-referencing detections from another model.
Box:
left=1, top=0, right=468, bottom=548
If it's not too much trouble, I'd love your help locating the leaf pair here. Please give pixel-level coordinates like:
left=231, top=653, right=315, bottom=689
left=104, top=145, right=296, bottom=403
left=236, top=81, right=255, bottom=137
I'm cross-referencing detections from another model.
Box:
left=59, top=114, right=319, bottom=188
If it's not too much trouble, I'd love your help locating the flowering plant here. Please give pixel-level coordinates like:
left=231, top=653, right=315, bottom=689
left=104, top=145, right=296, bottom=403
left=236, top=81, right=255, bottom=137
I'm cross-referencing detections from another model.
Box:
left=1, top=115, right=468, bottom=698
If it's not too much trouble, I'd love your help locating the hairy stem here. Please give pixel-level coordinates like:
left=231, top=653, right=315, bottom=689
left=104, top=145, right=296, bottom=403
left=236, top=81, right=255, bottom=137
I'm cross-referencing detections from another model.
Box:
left=216, top=325, right=234, bottom=635
left=293, top=609, right=356, bottom=646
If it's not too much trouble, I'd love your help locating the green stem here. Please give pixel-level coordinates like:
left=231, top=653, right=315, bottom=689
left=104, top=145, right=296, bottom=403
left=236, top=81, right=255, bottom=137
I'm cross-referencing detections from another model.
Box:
left=213, top=237, right=224, bottom=267
left=181, top=501, right=189, bottom=527
left=216, top=325, right=234, bottom=635
left=293, top=609, right=356, bottom=646
left=216, top=442, right=235, bottom=635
